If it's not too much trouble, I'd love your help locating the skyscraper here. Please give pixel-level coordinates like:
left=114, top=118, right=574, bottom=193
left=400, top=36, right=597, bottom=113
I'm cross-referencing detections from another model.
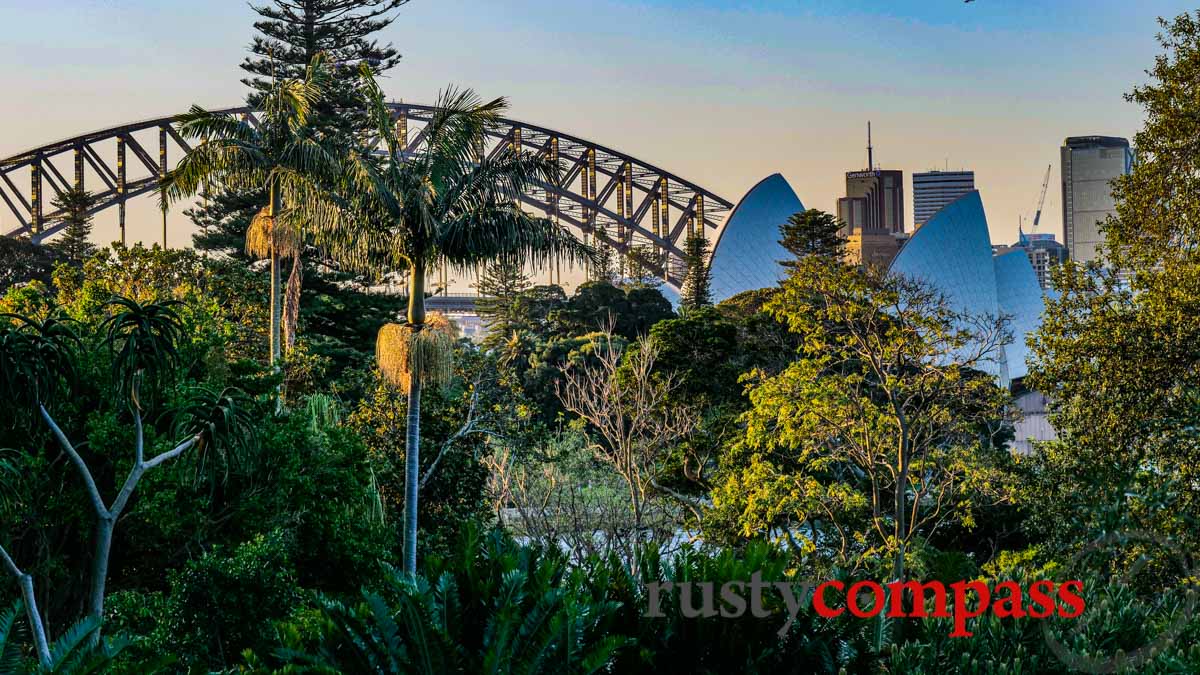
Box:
left=1060, top=136, right=1132, bottom=264
left=838, top=169, right=905, bottom=234
left=838, top=123, right=904, bottom=268
left=913, top=170, right=975, bottom=228
left=1000, top=231, right=1068, bottom=290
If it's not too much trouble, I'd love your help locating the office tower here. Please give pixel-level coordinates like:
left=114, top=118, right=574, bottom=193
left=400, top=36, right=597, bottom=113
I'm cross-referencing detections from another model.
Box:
left=838, top=169, right=905, bottom=234
left=838, top=123, right=904, bottom=267
left=1004, top=231, right=1068, bottom=290
left=1060, top=136, right=1132, bottom=264
left=913, top=170, right=975, bottom=228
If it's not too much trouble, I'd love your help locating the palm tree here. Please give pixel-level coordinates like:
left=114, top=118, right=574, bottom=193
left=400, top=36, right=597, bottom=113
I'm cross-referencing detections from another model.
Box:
left=160, top=53, right=345, bottom=371
left=307, top=70, right=595, bottom=574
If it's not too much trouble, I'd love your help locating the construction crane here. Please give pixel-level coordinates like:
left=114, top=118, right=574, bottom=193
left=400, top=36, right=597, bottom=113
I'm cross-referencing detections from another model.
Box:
left=1030, top=163, right=1051, bottom=234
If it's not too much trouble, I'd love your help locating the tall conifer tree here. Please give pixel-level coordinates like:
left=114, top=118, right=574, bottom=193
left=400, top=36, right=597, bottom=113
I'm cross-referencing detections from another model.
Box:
left=477, top=256, right=533, bottom=349
left=193, top=0, right=410, bottom=255
left=778, top=209, right=845, bottom=270
left=49, top=187, right=97, bottom=265
left=188, top=1, right=409, bottom=385
left=679, top=234, right=713, bottom=310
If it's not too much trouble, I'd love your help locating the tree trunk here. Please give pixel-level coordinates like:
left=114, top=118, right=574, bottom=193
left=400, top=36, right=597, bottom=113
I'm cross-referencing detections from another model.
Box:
left=402, top=263, right=426, bottom=576
left=403, top=375, right=422, bottom=576
left=268, top=182, right=283, bottom=368
left=629, top=481, right=642, bottom=577
left=90, top=516, right=115, bottom=632
left=894, top=438, right=907, bottom=583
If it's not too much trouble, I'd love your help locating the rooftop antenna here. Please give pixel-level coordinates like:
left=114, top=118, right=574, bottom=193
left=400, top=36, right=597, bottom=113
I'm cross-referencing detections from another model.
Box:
left=867, top=121, right=874, bottom=170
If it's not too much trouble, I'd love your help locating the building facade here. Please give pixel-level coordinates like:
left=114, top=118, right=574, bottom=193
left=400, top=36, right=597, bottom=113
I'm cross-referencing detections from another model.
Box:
left=837, top=168, right=904, bottom=268
left=913, top=170, right=975, bottom=228
left=838, top=169, right=904, bottom=234
left=1060, top=136, right=1132, bottom=264
left=1008, top=232, right=1068, bottom=290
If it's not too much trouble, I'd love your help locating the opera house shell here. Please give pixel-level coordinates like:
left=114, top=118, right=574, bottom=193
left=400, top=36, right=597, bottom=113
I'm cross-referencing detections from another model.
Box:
left=708, top=173, right=805, bottom=301
left=706, top=180, right=1044, bottom=386
left=889, top=191, right=1046, bottom=385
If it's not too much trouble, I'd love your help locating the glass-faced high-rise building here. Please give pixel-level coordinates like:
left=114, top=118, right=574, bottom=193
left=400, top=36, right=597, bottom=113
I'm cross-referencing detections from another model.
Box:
left=913, top=170, right=975, bottom=228
left=1060, top=136, right=1132, bottom=264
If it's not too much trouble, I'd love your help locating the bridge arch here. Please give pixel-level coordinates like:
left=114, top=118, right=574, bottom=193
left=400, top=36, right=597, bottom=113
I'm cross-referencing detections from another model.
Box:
left=0, top=105, right=733, bottom=287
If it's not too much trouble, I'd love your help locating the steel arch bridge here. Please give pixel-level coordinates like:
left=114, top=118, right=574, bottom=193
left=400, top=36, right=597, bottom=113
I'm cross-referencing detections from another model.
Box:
left=0, top=104, right=733, bottom=287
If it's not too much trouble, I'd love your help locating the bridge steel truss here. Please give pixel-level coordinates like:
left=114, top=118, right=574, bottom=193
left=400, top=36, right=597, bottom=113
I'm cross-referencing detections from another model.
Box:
left=0, top=104, right=733, bottom=287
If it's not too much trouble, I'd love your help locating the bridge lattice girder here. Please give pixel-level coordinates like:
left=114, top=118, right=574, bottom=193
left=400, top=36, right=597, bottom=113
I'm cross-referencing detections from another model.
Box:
left=0, top=104, right=733, bottom=287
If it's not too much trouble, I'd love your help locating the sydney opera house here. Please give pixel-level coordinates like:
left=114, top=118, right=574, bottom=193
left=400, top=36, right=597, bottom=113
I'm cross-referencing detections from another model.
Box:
left=707, top=174, right=805, bottom=301
left=708, top=177, right=1046, bottom=387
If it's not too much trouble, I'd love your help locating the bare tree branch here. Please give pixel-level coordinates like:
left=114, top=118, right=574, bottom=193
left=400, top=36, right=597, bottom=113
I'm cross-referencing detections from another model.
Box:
left=0, top=543, right=51, bottom=669
left=39, top=404, right=106, bottom=518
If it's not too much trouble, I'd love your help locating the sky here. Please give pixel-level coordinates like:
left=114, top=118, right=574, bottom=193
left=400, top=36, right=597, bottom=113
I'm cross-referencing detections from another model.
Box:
left=0, top=0, right=1194, bottom=254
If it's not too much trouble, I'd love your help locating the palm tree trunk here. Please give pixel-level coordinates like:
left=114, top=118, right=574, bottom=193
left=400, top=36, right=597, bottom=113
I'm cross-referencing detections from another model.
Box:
left=403, top=263, right=426, bottom=576
left=403, top=374, right=422, bottom=575
left=270, top=250, right=282, bottom=365
left=268, top=181, right=283, bottom=368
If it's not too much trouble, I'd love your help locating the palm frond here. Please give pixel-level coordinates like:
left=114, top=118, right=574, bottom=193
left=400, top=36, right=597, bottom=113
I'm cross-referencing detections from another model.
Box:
left=159, top=139, right=270, bottom=210
left=0, top=599, right=27, bottom=674
left=421, top=87, right=505, bottom=179
left=46, top=614, right=100, bottom=672
left=438, top=206, right=596, bottom=272
left=175, top=106, right=261, bottom=144
left=283, top=254, right=302, bottom=351
left=357, top=63, right=401, bottom=160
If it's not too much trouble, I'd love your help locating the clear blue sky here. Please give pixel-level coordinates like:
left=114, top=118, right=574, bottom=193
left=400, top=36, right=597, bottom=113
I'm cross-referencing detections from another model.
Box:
left=0, top=0, right=1193, bottom=249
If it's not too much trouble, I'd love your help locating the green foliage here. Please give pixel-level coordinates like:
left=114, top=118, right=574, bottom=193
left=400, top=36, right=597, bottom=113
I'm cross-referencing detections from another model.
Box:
left=0, top=238, right=61, bottom=293
left=140, top=530, right=300, bottom=669
left=522, top=332, right=627, bottom=424
left=708, top=257, right=1017, bottom=574
left=715, top=288, right=800, bottom=376
left=348, top=345, right=514, bottom=553
left=0, top=602, right=135, bottom=675
left=100, top=297, right=184, bottom=404
left=589, top=245, right=617, bottom=284
left=1025, top=10, right=1200, bottom=554
left=608, top=544, right=881, bottom=675
left=641, top=308, right=744, bottom=499
left=547, top=281, right=673, bottom=341
left=47, top=188, right=98, bottom=266
left=9, top=11, right=1200, bottom=674
left=889, top=569, right=1200, bottom=674
left=0, top=601, right=26, bottom=673
left=171, top=386, right=260, bottom=472
left=476, top=256, right=533, bottom=350
left=0, top=312, right=80, bottom=407
left=259, top=526, right=627, bottom=674
left=241, top=0, right=408, bottom=136
left=778, top=209, right=845, bottom=266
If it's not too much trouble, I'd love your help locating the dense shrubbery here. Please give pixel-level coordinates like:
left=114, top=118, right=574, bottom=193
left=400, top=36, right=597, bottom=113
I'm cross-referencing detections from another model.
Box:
left=4, top=4, right=1200, bottom=674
